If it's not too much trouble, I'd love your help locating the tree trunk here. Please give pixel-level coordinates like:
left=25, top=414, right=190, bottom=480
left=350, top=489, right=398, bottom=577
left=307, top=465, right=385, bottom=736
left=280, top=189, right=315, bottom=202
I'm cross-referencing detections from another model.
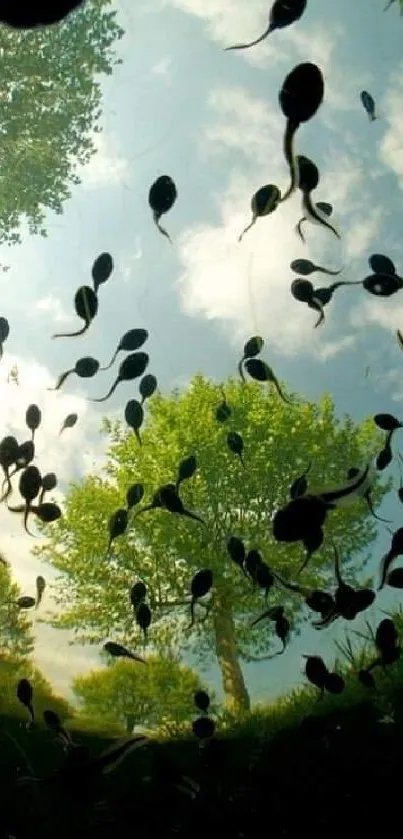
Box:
left=213, top=600, right=250, bottom=713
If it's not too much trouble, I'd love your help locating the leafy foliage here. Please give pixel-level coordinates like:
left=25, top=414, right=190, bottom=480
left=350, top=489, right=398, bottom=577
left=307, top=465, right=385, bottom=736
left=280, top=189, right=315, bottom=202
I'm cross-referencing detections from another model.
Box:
left=73, top=655, right=210, bottom=735
left=0, top=561, right=34, bottom=660
left=0, top=0, right=123, bottom=245
left=37, top=375, right=385, bottom=705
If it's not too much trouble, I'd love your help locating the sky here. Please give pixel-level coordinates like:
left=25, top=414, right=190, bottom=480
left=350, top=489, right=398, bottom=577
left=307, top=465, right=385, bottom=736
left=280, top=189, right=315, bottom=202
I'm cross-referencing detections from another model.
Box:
left=2, top=0, right=403, bottom=706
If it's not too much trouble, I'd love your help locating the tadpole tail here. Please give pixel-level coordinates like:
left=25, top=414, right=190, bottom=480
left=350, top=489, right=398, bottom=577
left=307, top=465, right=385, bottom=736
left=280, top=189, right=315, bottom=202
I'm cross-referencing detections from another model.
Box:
left=90, top=378, right=119, bottom=403
left=271, top=374, right=292, bottom=405
left=312, top=609, right=338, bottom=629
left=238, top=216, right=256, bottom=242
left=52, top=324, right=88, bottom=339
left=397, top=329, right=403, bottom=352
left=239, top=453, right=246, bottom=469
left=280, top=119, right=299, bottom=204
left=48, top=369, right=73, bottom=391
left=296, top=217, right=307, bottom=242
left=0, top=475, right=12, bottom=504
left=303, top=192, right=341, bottom=240
left=224, top=24, right=272, bottom=51
left=272, top=571, right=307, bottom=596
left=23, top=505, right=35, bottom=537
left=132, top=504, right=154, bottom=520
left=7, top=504, right=25, bottom=513
left=316, top=267, right=343, bottom=276
left=134, top=429, right=142, bottom=447
left=99, top=349, right=118, bottom=372
left=183, top=507, right=206, bottom=526
left=310, top=298, right=325, bottom=329
left=378, top=549, right=394, bottom=590
left=364, top=491, right=391, bottom=523
left=154, top=213, right=172, bottom=243
left=250, top=609, right=273, bottom=628
left=238, top=359, right=246, bottom=382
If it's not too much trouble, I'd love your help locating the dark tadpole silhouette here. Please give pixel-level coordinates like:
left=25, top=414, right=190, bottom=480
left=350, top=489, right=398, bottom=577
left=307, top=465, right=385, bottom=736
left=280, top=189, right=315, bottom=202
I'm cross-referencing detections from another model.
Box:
left=278, top=64, right=324, bottom=203
left=238, top=335, right=264, bottom=381
left=139, top=374, right=157, bottom=405
left=92, top=252, right=114, bottom=293
left=126, top=483, right=144, bottom=510
left=148, top=175, right=177, bottom=242
left=194, top=690, right=210, bottom=712
left=8, top=465, right=42, bottom=535
left=0, top=435, right=19, bottom=502
left=17, top=678, right=34, bottom=726
left=52, top=286, right=98, bottom=339
left=101, top=328, right=149, bottom=371
left=130, top=581, right=146, bottom=609
left=290, top=258, right=342, bottom=277
left=296, top=155, right=340, bottom=239
left=91, top=352, right=149, bottom=403
left=378, top=527, right=403, bottom=590
left=124, top=400, right=144, bottom=445
left=244, top=357, right=292, bottom=403
left=291, top=277, right=359, bottom=328
left=136, top=602, right=151, bottom=643
left=0, top=316, right=10, bottom=360
left=25, top=404, right=41, bottom=442
left=369, top=253, right=396, bottom=275
left=362, top=273, right=403, bottom=297
left=289, top=462, right=311, bottom=499
left=59, top=413, right=78, bottom=436
left=176, top=455, right=197, bottom=493
left=227, top=431, right=245, bottom=467
left=360, top=90, right=377, bottom=122
left=103, top=641, right=146, bottom=664
left=296, top=201, right=333, bottom=242
left=39, top=473, right=57, bottom=505
left=225, top=0, right=307, bottom=51
left=105, top=509, right=128, bottom=558
left=215, top=388, right=232, bottom=423
left=49, top=356, right=99, bottom=391
left=189, top=569, right=213, bottom=629
left=159, top=484, right=206, bottom=525
left=0, top=1, right=83, bottom=28
left=238, top=185, right=281, bottom=242
left=227, top=535, right=246, bottom=574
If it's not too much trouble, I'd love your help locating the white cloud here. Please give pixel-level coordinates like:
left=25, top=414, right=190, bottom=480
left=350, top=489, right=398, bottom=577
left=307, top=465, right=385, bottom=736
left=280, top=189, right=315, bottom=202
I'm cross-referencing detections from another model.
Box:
left=379, top=61, right=403, bottom=188
left=150, top=57, right=172, bottom=80
left=32, top=295, right=74, bottom=326
left=81, top=131, right=130, bottom=190
left=175, top=84, right=381, bottom=359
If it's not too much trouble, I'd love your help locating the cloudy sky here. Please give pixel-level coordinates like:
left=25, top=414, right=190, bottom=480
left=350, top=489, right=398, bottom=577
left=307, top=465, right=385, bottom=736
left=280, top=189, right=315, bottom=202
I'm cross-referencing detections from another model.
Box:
left=2, top=0, right=403, bottom=704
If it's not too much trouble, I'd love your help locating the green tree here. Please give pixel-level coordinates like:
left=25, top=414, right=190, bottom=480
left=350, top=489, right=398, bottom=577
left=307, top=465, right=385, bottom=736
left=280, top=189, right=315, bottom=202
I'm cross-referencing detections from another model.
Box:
left=0, top=560, right=34, bottom=660
left=37, top=376, right=386, bottom=713
left=0, top=0, right=123, bottom=245
left=72, top=655, right=210, bottom=735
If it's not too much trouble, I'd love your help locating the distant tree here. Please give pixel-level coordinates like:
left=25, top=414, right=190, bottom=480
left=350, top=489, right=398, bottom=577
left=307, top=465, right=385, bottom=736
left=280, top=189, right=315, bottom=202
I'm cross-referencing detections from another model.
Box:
left=37, top=375, right=386, bottom=714
left=0, top=560, right=34, bottom=660
left=0, top=0, right=123, bottom=245
left=72, top=655, right=210, bottom=735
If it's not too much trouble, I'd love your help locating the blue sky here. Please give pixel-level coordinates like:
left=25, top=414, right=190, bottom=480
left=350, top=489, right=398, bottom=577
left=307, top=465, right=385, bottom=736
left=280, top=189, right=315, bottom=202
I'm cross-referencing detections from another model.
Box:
left=2, top=0, right=403, bottom=703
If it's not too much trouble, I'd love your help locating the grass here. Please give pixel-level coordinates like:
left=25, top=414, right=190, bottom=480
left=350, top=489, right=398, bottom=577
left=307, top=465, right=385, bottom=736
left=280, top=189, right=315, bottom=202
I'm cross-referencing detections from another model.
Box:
left=0, top=645, right=402, bottom=838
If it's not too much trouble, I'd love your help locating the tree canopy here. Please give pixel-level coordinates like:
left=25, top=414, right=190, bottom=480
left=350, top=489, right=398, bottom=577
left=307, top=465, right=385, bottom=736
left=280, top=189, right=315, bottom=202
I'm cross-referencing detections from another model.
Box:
left=37, top=375, right=386, bottom=712
left=0, top=0, right=123, bottom=245
left=73, top=654, right=210, bottom=735
left=0, top=559, right=34, bottom=660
